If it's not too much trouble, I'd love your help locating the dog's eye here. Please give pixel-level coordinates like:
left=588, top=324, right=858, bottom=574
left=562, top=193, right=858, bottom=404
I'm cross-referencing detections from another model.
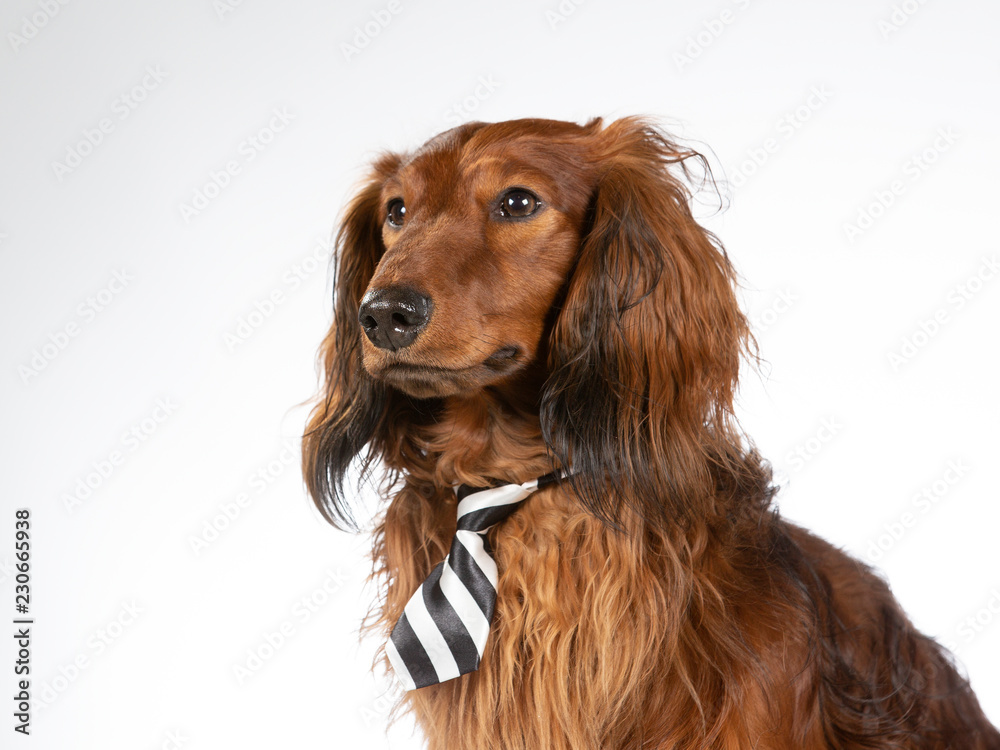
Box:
left=387, top=199, right=406, bottom=227
left=499, top=189, right=540, bottom=219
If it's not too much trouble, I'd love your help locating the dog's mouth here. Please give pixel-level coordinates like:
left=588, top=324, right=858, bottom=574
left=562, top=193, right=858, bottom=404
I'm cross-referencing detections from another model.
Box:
left=373, top=345, right=523, bottom=398
left=483, top=346, right=519, bottom=367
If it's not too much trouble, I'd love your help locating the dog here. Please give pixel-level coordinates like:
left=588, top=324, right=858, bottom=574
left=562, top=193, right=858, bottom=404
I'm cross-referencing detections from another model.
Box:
left=303, top=117, right=999, bottom=748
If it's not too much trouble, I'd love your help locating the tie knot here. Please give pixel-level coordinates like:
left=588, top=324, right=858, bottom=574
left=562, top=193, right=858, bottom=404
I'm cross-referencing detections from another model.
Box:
left=455, top=472, right=563, bottom=534
left=455, top=482, right=535, bottom=534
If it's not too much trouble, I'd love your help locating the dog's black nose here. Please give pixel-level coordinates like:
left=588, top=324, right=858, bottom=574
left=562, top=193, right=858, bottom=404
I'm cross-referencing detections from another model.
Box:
left=358, top=286, right=432, bottom=351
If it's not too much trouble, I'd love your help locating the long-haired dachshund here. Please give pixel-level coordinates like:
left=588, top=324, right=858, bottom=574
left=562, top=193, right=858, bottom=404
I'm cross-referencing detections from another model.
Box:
left=303, top=118, right=999, bottom=749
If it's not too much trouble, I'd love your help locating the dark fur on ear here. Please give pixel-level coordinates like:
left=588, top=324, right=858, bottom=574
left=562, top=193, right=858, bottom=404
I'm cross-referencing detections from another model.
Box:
left=302, top=154, right=431, bottom=530
left=541, top=118, right=773, bottom=530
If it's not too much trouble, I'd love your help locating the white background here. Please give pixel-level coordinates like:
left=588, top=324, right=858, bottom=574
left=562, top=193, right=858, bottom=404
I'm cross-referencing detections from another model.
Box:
left=1, top=0, right=998, bottom=747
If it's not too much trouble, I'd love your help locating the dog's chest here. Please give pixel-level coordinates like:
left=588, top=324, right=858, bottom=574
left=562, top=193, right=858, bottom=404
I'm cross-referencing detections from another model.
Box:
left=406, top=490, right=669, bottom=748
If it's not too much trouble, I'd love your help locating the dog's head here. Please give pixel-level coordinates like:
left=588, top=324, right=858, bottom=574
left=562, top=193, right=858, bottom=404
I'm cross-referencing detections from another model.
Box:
left=305, top=117, right=763, bottom=529
left=352, top=119, right=595, bottom=400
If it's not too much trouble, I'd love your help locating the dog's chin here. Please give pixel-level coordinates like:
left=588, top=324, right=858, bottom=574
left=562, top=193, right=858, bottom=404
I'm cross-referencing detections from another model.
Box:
left=366, top=347, right=524, bottom=400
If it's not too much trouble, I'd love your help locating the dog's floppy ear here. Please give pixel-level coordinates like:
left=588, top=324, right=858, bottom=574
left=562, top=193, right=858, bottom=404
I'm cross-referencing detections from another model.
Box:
left=541, top=118, right=763, bottom=529
left=303, top=154, right=415, bottom=529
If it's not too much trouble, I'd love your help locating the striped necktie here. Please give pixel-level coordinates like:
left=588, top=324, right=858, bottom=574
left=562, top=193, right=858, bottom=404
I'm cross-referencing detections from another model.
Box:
left=386, top=472, right=564, bottom=690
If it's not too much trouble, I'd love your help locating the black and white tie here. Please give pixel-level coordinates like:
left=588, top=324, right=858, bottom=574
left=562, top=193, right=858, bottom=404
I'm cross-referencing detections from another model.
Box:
left=386, top=472, right=564, bottom=690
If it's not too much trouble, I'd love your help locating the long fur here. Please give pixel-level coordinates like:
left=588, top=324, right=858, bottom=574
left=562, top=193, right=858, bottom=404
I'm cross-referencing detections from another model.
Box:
left=303, top=117, right=999, bottom=749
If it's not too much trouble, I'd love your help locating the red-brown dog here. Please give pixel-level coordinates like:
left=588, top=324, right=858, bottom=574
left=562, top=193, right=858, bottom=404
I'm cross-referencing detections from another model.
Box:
left=304, top=117, right=999, bottom=748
